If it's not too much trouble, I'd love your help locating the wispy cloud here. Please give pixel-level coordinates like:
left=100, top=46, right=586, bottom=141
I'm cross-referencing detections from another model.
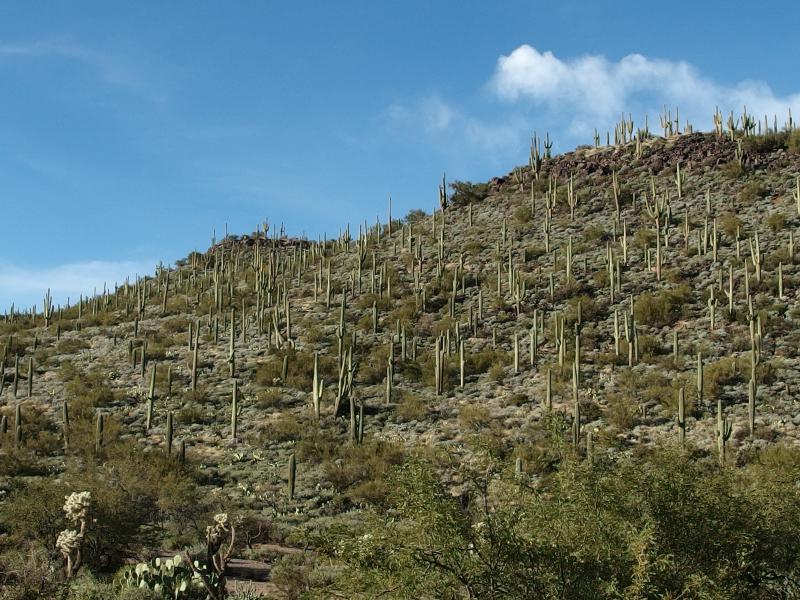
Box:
left=0, top=38, right=166, bottom=103
left=384, top=95, right=459, bottom=133
left=0, top=259, right=157, bottom=310
left=381, top=94, right=527, bottom=165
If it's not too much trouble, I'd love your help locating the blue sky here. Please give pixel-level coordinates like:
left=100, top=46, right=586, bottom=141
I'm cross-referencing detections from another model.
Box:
left=1, top=1, right=799, bottom=310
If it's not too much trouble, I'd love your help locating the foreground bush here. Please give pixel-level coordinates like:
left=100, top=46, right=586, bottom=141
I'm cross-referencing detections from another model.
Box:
left=314, top=445, right=800, bottom=599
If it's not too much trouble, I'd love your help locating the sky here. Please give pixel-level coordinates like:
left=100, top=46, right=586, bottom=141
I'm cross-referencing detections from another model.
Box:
left=1, top=1, right=799, bottom=310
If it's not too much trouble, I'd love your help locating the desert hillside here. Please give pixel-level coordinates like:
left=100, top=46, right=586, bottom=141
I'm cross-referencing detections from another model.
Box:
left=3, top=116, right=800, bottom=599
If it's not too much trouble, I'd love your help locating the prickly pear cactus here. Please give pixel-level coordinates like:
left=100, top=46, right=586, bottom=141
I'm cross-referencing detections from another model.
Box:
left=119, top=554, right=214, bottom=599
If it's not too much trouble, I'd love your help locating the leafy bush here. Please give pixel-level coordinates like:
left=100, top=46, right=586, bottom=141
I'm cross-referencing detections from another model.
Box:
left=719, top=212, right=743, bottom=239
left=449, top=181, right=489, bottom=206
left=789, top=129, right=800, bottom=154
left=634, top=285, right=692, bottom=327
left=766, top=211, right=787, bottom=232
left=740, top=179, right=768, bottom=202
left=1, top=440, right=206, bottom=573
left=318, top=448, right=800, bottom=599
left=394, top=393, right=428, bottom=422
left=741, top=131, right=789, bottom=154
left=721, top=160, right=744, bottom=179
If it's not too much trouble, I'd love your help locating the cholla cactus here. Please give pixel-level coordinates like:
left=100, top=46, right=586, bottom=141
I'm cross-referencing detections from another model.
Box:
left=185, top=512, right=236, bottom=600
left=56, top=529, right=80, bottom=556
left=57, top=491, right=91, bottom=579
left=206, top=513, right=230, bottom=548
left=63, top=491, right=91, bottom=523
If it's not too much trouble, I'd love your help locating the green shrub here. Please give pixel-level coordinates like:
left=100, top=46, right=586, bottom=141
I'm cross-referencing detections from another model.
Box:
left=719, top=212, right=743, bottom=239
left=721, top=160, right=744, bottom=179
left=789, top=129, right=800, bottom=154
left=458, top=405, right=491, bottom=430
left=583, top=224, right=608, bottom=243
left=634, top=285, right=692, bottom=327
left=740, top=179, right=768, bottom=202
left=766, top=211, right=787, bottom=232
left=449, top=181, right=489, bottom=206
left=513, top=205, right=532, bottom=224
left=395, top=393, right=428, bottom=422
left=488, top=361, right=506, bottom=384
left=604, top=392, right=638, bottom=430
left=321, top=449, right=800, bottom=599
left=741, top=131, right=789, bottom=154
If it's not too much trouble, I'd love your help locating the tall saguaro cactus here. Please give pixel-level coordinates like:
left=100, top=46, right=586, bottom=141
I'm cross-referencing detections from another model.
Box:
left=643, top=189, right=669, bottom=281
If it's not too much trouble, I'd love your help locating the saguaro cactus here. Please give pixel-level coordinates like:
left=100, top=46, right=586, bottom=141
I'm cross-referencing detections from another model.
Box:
left=231, top=380, right=238, bottom=440
left=717, top=399, right=732, bottom=465
left=643, top=189, right=669, bottom=280
left=288, top=453, right=296, bottom=500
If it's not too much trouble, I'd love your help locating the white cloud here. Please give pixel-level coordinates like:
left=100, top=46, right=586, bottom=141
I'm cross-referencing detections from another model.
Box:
left=489, top=45, right=800, bottom=130
left=0, top=259, right=158, bottom=311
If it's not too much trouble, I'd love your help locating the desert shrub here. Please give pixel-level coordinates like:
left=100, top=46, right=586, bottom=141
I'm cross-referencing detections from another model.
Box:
left=322, top=440, right=405, bottom=508
left=702, top=356, right=747, bottom=401
left=65, top=572, right=163, bottom=600
left=270, top=552, right=322, bottom=600
left=766, top=211, right=787, bottom=232
left=356, top=293, right=392, bottom=312
left=636, top=334, right=664, bottom=359
left=0, top=400, right=61, bottom=458
left=56, top=338, right=91, bottom=355
left=176, top=401, right=214, bottom=425
left=254, top=388, right=285, bottom=410
left=634, top=284, right=692, bottom=327
left=458, top=405, right=491, bottom=430
left=358, top=342, right=390, bottom=385
left=789, top=129, right=800, bottom=154
left=462, top=240, right=483, bottom=256
left=525, top=244, right=547, bottom=259
left=604, top=392, right=638, bottom=430
left=1, top=334, right=32, bottom=358
left=742, top=131, right=789, bottom=154
left=0, top=545, right=64, bottom=600
left=513, top=204, right=532, bottom=224
left=488, top=361, right=506, bottom=384
left=582, top=224, right=608, bottom=243
left=256, top=413, right=306, bottom=444
left=739, top=179, right=768, bottom=202
left=721, top=159, right=744, bottom=178
left=420, top=347, right=459, bottom=392
left=394, top=393, right=428, bottom=422
left=60, top=363, right=117, bottom=419
left=320, top=449, right=800, bottom=599
left=506, top=392, right=528, bottom=407
left=719, top=212, right=744, bottom=239
left=449, top=181, right=489, bottom=206
left=465, top=348, right=509, bottom=375
left=633, top=227, right=656, bottom=250
left=386, top=297, right=417, bottom=330
left=565, top=294, right=605, bottom=326
left=1, top=440, right=205, bottom=574
left=161, top=316, right=190, bottom=334
left=253, top=348, right=336, bottom=390
left=404, top=209, right=427, bottom=225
